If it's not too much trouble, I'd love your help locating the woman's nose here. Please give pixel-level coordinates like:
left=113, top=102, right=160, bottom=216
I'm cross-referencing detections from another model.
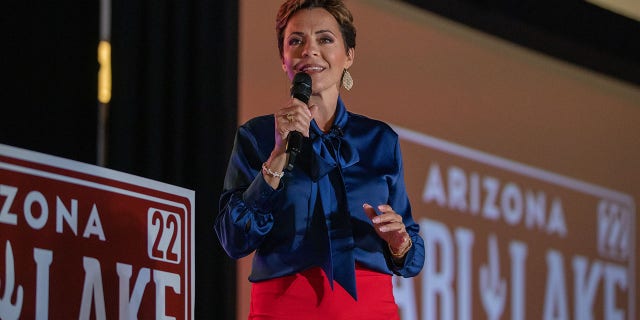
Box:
left=302, top=41, right=318, bottom=57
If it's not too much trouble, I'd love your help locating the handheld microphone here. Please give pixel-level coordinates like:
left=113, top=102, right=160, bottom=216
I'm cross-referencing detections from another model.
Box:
left=286, top=72, right=312, bottom=171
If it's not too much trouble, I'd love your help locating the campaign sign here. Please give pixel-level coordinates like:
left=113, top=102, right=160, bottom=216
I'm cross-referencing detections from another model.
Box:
left=391, top=126, right=636, bottom=320
left=0, top=144, right=195, bottom=319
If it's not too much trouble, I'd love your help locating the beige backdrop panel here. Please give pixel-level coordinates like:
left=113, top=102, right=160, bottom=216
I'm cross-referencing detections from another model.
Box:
left=238, top=1, right=640, bottom=319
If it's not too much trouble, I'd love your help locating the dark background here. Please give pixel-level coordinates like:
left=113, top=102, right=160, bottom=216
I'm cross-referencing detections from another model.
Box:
left=2, top=1, right=638, bottom=319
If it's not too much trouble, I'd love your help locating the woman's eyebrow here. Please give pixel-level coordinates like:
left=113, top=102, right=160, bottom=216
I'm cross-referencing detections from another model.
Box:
left=315, top=29, right=335, bottom=36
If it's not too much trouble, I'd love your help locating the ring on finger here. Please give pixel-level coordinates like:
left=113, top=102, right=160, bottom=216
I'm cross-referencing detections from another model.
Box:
left=286, top=113, right=294, bottom=123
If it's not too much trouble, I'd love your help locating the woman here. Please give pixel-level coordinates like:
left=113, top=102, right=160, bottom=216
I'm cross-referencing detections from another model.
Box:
left=215, top=0, right=425, bottom=318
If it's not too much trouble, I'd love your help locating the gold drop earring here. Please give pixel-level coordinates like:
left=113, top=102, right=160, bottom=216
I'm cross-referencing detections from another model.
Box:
left=342, top=69, right=353, bottom=91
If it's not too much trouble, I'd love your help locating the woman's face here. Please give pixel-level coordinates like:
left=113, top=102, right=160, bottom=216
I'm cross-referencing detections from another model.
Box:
left=282, top=8, right=354, bottom=97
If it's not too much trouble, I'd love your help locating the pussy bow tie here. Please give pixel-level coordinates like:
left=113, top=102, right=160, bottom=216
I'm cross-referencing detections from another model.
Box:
left=309, top=99, right=359, bottom=181
left=307, top=97, right=361, bottom=299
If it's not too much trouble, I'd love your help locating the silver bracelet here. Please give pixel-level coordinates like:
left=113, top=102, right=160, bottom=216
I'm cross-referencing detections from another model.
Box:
left=262, top=163, right=285, bottom=178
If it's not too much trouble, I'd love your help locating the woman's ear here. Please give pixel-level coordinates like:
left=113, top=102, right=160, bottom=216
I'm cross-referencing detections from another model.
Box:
left=345, top=48, right=355, bottom=69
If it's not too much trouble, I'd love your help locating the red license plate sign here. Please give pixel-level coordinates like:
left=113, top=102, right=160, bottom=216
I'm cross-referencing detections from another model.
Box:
left=0, top=144, right=195, bottom=319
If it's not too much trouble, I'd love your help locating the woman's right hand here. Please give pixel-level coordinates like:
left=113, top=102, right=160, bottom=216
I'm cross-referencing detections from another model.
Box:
left=261, top=97, right=314, bottom=189
left=273, top=97, right=314, bottom=156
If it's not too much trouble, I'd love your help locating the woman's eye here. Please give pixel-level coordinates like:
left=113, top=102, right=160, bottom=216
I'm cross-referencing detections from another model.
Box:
left=320, top=37, right=334, bottom=44
left=288, top=38, right=302, bottom=46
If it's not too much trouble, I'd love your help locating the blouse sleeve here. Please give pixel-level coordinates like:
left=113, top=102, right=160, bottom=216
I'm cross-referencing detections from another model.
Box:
left=214, top=124, right=280, bottom=259
left=387, top=136, right=425, bottom=277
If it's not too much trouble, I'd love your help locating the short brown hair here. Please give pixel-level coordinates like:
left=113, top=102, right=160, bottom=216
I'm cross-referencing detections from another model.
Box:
left=276, top=0, right=356, bottom=59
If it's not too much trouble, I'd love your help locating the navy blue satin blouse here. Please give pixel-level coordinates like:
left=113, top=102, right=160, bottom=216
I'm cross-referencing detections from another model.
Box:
left=215, top=97, right=425, bottom=299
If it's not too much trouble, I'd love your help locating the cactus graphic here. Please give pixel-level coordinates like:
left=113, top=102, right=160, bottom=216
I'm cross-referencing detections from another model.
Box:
left=0, top=241, right=23, bottom=320
left=480, top=234, right=506, bottom=320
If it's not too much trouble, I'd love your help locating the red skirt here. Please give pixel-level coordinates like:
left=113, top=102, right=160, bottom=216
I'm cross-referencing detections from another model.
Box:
left=248, top=264, right=400, bottom=320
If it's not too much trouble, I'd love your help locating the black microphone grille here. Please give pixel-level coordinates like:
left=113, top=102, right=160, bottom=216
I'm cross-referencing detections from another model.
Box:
left=293, top=72, right=311, bottom=86
left=291, top=72, right=312, bottom=104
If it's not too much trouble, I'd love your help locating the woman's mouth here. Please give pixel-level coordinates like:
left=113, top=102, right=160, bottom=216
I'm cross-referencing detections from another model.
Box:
left=298, top=65, right=325, bottom=73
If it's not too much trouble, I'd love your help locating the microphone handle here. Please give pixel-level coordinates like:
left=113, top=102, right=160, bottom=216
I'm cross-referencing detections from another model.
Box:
left=285, top=131, right=302, bottom=171
left=286, top=73, right=311, bottom=171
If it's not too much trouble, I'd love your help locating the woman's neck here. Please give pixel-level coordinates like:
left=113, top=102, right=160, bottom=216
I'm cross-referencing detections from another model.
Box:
left=310, top=89, right=339, bottom=133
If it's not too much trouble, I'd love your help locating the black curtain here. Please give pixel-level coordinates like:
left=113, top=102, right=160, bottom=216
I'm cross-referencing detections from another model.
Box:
left=108, top=1, right=238, bottom=319
left=402, top=0, right=640, bottom=86
left=2, top=1, right=99, bottom=162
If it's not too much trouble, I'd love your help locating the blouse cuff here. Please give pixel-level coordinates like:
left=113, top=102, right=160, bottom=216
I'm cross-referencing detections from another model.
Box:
left=390, top=236, right=419, bottom=274
left=242, top=172, right=280, bottom=214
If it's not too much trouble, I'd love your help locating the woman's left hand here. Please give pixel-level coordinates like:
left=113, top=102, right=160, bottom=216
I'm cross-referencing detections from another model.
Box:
left=363, top=203, right=411, bottom=256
